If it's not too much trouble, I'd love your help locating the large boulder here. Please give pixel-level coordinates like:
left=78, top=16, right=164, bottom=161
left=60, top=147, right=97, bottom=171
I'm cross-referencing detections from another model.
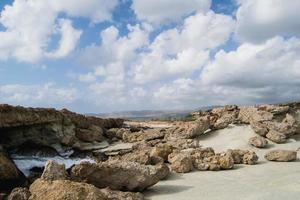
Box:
left=265, top=150, right=297, bottom=162
left=70, top=160, right=169, bottom=191
left=29, top=179, right=143, bottom=200
left=0, top=152, right=25, bottom=191
left=165, top=117, right=210, bottom=140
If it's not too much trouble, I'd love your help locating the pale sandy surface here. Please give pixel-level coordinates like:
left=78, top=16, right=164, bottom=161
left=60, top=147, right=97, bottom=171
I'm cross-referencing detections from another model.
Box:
left=145, top=125, right=300, bottom=200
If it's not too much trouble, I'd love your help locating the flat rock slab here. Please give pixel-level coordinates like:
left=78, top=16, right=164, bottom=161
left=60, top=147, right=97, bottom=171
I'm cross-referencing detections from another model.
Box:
left=145, top=125, right=300, bottom=200
left=94, top=142, right=133, bottom=155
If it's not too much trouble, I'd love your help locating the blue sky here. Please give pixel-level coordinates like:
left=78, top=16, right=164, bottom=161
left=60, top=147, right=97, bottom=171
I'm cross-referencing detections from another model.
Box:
left=0, top=0, right=300, bottom=113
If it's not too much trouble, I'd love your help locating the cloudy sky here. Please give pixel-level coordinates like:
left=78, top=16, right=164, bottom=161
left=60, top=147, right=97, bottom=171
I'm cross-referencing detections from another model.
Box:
left=0, top=0, right=300, bottom=113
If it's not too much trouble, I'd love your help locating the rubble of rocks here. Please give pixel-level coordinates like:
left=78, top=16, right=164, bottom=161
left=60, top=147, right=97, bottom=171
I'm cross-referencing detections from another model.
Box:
left=0, top=102, right=299, bottom=199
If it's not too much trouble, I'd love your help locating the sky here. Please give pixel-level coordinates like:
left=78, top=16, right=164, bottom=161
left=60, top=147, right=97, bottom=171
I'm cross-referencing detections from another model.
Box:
left=0, top=0, right=300, bottom=113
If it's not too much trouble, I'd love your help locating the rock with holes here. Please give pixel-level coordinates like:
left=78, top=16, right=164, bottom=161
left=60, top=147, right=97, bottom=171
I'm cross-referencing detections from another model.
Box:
left=70, top=160, right=169, bottom=191
left=266, top=130, right=287, bottom=143
left=265, top=150, right=297, bottom=162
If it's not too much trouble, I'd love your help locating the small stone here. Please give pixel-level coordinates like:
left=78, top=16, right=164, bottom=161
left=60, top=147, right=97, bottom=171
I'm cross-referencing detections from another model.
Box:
left=249, top=136, right=268, bottom=148
left=265, top=150, right=297, bottom=162
left=243, top=151, right=258, bottom=165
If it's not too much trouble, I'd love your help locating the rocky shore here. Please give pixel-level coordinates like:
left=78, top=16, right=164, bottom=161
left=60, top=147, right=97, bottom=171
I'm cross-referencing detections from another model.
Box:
left=0, top=103, right=299, bottom=199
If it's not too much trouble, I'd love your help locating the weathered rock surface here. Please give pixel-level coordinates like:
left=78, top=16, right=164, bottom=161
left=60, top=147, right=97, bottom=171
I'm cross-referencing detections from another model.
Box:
left=150, top=143, right=173, bottom=162
left=8, top=187, right=31, bottom=200
left=0, top=104, right=123, bottom=150
left=70, top=160, right=169, bottom=191
left=168, top=152, right=193, bottom=173
left=249, top=136, right=268, bottom=148
left=0, top=152, right=25, bottom=191
left=29, top=179, right=143, bottom=200
left=165, top=117, right=210, bottom=140
left=265, top=150, right=297, bottom=162
left=250, top=121, right=269, bottom=136
left=266, top=130, right=287, bottom=143
left=227, top=149, right=258, bottom=165
left=41, top=160, right=68, bottom=181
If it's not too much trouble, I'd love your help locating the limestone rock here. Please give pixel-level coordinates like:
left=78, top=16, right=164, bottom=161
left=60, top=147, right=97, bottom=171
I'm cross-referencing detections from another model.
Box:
left=250, top=121, right=268, bottom=136
left=266, top=130, right=286, bottom=143
left=258, top=105, right=289, bottom=115
left=265, top=150, right=297, bottom=162
left=168, top=152, right=193, bottom=173
left=227, top=149, right=258, bottom=165
left=70, top=160, right=168, bottom=191
left=166, top=139, right=200, bottom=150
left=242, top=151, right=259, bottom=165
left=249, top=136, right=268, bottom=148
left=8, top=187, right=30, bottom=200
left=75, top=125, right=104, bottom=143
left=150, top=143, right=173, bottom=161
left=123, top=129, right=165, bottom=143
left=41, top=160, right=68, bottom=181
left=29, top=178, right=143, bottom=200
left=165, top=117, right=210, bottom=140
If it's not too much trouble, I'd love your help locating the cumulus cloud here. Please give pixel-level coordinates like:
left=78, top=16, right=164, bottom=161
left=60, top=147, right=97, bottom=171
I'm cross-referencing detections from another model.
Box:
left=132, top=11, right=235, bottom=83
left=132, top=0, right=211, bottom=24
left=0, top=0, right=118, bottom=63
left=0, top=83, right=78, bottom=106
left=46, top=19, right=82, bottom=59
left=235, top=0, right=300, bottom=43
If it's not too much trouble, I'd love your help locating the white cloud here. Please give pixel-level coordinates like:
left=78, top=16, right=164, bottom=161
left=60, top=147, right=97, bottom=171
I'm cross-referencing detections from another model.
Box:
left=131, top=0, right=211, bottom=25
left=79, top=24, right=149, bottom=68
left=0, top=0, right=118, bottom=63
left=78, top=73, right=97, bottom=83
left=235, top=0, right=300, bottom=43
left=200, top=36, right=300, bottom=103
left=132, top=11, right=235, bottom=83
left=0, top=83, right=78, bottom=106
left=46, top=19, right=82, bottom=59
left=50, top=0, right=118, bottom=23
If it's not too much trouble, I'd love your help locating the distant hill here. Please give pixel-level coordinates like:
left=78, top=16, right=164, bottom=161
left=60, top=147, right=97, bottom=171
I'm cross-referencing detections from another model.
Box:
left=87, top=106, right=220, bottom=120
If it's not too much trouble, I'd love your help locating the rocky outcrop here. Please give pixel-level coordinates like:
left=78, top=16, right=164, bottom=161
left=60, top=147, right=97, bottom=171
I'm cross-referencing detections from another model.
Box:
left=0, top=104, right=123, bottom=151
left=265, top=150, right=297, bottom=162
left=0, top=152, right=25, bottom=191
left=70, top=160, right=169, bottom=191
left=249, top=136, right=268, bottom=148
left=29, top=179, right=143, bottom=200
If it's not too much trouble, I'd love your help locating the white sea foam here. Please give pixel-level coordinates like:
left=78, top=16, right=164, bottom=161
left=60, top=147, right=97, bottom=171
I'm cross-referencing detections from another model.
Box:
left=12, top=155, right=95, bottom=176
